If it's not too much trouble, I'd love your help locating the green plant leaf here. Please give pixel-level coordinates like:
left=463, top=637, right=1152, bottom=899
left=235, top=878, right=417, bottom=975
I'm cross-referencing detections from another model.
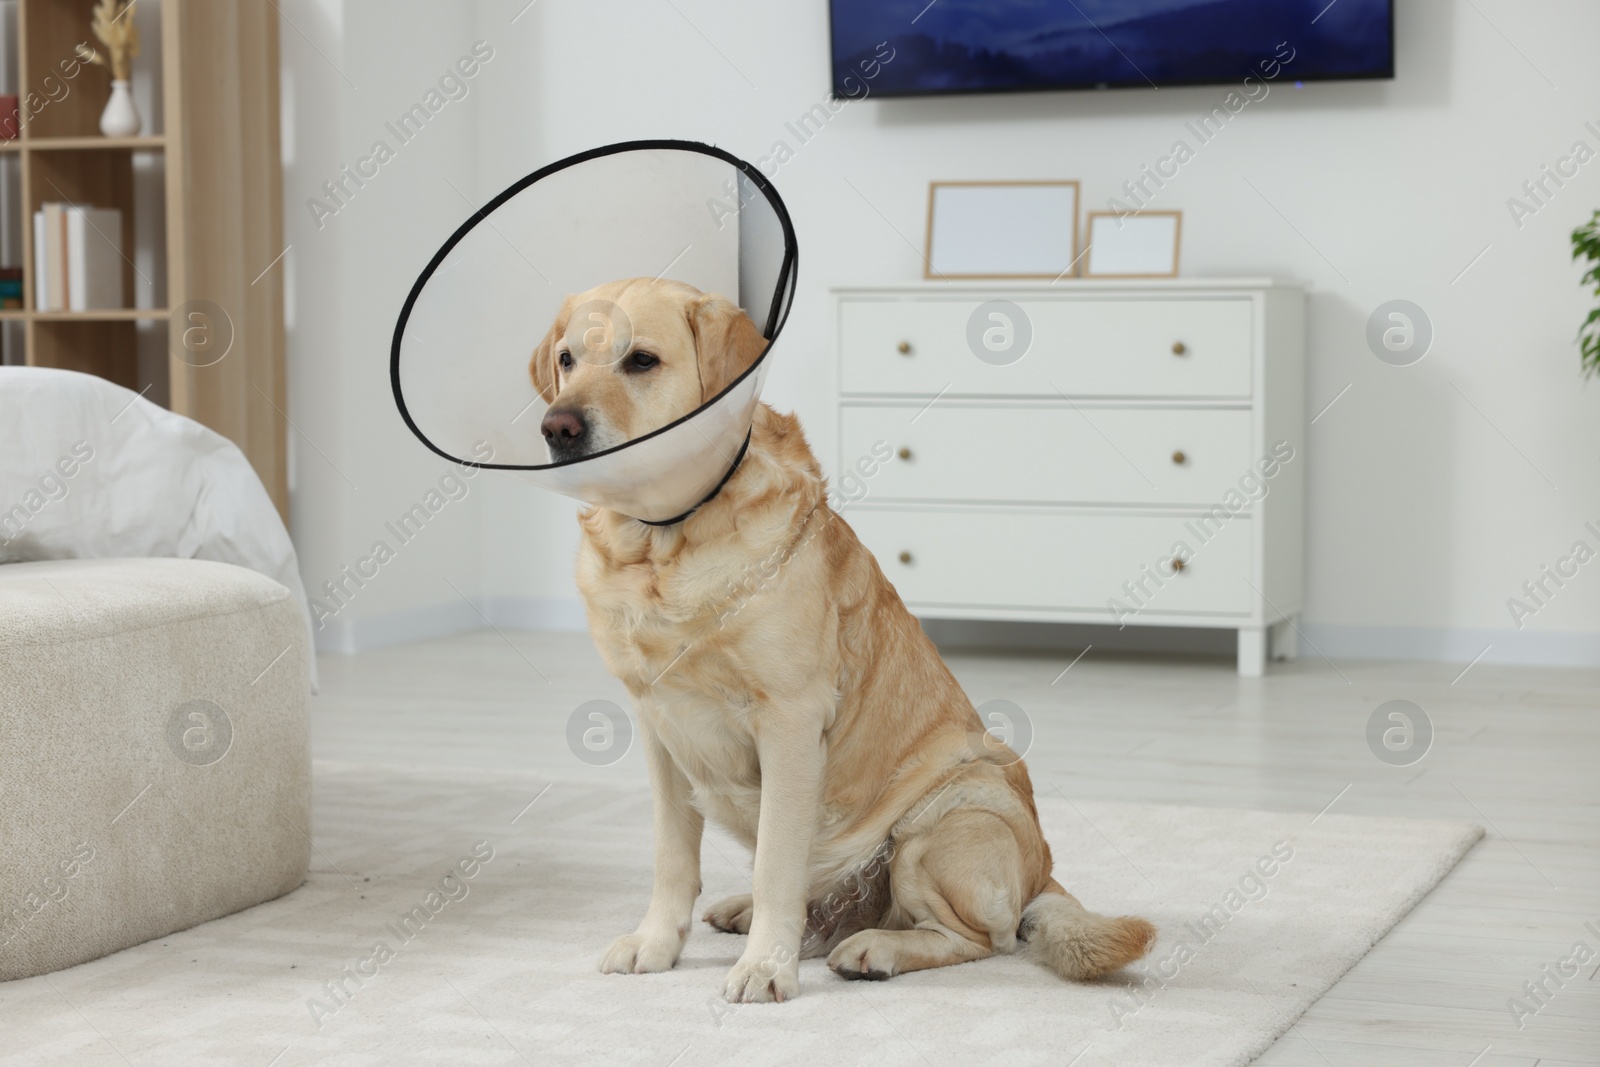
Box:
left=1573, top=210, right=1600, bottom=377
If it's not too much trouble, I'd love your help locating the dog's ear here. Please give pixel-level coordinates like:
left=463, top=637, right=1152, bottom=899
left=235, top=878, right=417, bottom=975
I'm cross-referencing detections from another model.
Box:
left=529, top=300, right=571, bottom=403
left=687, top=294, right=767, bottom=403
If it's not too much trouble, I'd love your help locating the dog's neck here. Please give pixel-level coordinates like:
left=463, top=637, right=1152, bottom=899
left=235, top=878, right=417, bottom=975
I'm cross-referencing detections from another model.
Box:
left=580, top=404, right=825, bottom=566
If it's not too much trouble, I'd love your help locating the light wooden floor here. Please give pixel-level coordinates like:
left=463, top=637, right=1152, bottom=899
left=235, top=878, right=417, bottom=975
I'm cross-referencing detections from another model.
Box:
left=314, top=629, right=1600, bottom=1066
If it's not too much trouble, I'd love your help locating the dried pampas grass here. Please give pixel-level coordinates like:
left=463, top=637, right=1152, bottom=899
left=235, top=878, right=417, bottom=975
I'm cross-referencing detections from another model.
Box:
left=82, top=0, right=140, bottom=82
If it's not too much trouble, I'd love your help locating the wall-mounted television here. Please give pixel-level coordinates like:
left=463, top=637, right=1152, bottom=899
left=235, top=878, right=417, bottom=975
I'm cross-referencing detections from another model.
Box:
left=829, top=0, right=1394, bottom=99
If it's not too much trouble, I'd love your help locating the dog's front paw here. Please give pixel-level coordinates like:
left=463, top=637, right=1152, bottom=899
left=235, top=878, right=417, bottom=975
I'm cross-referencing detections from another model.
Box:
left=721, top=944, right=800, bottom=1003
left=703, top=893, right=754, bottom=934
left=599, top=930, right=682, bottom=975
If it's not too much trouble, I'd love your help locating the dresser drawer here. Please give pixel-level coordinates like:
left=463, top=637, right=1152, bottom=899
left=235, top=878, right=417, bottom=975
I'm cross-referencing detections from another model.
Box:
left=840, top=298, right=1253, bottom=399
left=847, top=508, right=1252, bottom=616
left=840, top=405, right=1255, bottom=507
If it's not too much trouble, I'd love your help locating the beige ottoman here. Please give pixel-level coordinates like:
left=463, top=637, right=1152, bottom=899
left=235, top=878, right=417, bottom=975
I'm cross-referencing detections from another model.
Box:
left=0, top=557, right=310, bottom=980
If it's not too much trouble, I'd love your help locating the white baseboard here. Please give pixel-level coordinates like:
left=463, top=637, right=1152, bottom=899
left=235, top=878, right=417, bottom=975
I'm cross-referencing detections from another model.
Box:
left=313, top=596, right=587, bottom=654
left=479, top=595, right=588, bottom=632
left=313, top=600, right=489, bottom=655
left=314, top=599, right=1599, bottom=670
left=1295, top=623, right=1600, bottom=669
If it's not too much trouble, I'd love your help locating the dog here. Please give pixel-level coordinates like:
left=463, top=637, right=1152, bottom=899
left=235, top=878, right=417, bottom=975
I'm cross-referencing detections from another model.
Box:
left=532, top=277, right=1156, bottom=1003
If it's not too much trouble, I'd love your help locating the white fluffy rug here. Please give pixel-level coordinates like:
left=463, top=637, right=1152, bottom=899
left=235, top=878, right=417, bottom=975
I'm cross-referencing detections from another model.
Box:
left=1, top=763, right=1482, bottom=1067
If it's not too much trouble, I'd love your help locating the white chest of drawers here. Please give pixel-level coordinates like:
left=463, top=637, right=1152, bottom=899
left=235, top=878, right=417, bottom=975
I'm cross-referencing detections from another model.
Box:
left=833, top=281, right=1306, bottom=676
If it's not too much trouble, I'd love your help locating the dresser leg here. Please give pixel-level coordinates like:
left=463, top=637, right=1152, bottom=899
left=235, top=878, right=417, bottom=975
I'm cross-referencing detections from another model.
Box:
left=1237, top=628, right=1266, bottom=677
left=1269, top=617, right=1299, bottom=661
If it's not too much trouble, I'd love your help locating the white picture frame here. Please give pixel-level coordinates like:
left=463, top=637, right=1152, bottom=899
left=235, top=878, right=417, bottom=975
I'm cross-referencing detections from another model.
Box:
left=925, top=181, right=1081, bottom=280
left=1083, top=210, right=1183, bottom=279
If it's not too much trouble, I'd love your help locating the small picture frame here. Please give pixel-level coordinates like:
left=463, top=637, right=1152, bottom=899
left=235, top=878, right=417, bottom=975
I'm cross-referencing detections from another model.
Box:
left=1082, top=210, right=1183, bottom=279
left=925, top=180, right=1081, bottom=280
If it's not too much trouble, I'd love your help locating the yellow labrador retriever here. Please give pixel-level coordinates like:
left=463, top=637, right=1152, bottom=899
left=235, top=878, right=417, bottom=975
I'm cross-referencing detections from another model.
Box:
left=532, top=277, right=1154, bottom=1003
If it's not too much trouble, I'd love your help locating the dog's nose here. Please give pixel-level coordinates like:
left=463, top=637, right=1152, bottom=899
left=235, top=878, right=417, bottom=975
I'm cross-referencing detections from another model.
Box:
left=541, top=408, right=587, bottom=444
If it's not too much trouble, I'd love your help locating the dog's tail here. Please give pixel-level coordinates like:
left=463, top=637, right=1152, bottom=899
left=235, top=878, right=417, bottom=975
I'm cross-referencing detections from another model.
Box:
left=1017, top=880, right=1156, bottom=981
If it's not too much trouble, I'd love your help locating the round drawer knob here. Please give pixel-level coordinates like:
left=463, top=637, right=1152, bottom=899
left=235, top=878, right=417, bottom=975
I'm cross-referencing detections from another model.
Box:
left=1172, top=341, right=1187, bottom=356
left=898, top=550, right=913, bottom=565
left=897, top=341, right=912, bottom=355
left=897, top=446, right=912, bottom=460
left=1169, top=557, right=1187, bottom=573
left=1171, top=450, right=1186, bottom=465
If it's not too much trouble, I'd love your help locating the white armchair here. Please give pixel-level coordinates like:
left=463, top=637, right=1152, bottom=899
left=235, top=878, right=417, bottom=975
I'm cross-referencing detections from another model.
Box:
left=0, top=367, right=313, bottom=980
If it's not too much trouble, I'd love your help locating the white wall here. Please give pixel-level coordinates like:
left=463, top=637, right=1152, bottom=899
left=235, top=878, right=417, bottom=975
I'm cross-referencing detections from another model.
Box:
left=284, top=0, right=1600, bottom=665
left=281, top=0, right=493, bottom=652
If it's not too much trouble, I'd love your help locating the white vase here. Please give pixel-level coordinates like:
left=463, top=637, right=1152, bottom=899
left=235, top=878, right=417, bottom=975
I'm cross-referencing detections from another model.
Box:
left=100, top=80, right=140, bottom=137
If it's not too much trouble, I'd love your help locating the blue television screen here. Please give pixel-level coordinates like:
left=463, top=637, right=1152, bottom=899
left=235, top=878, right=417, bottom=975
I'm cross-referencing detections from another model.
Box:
left=829, top=0, right=1394, bottom=99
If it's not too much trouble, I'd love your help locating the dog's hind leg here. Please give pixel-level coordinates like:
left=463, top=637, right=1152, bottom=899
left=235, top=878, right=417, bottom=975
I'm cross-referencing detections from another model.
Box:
left=702, top=893, right=753, bottom=934
left=827, top=923, right=992, bottom=980
left=827, top=807, right=1024, bottom=981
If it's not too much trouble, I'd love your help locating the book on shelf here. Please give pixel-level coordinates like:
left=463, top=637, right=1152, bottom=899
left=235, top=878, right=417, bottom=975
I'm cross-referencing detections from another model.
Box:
left=33, top=203, right=125, bottom=312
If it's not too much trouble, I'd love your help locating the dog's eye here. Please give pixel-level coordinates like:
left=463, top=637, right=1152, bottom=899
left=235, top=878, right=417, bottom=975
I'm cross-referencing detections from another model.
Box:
left=626, top=351, right=659, bottom=372
left=558, top=350, right=573, bottom=371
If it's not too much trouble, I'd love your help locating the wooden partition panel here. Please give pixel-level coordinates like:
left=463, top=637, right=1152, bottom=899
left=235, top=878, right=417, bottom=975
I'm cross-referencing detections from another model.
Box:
left=166, top=0, right=288, bottom=516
